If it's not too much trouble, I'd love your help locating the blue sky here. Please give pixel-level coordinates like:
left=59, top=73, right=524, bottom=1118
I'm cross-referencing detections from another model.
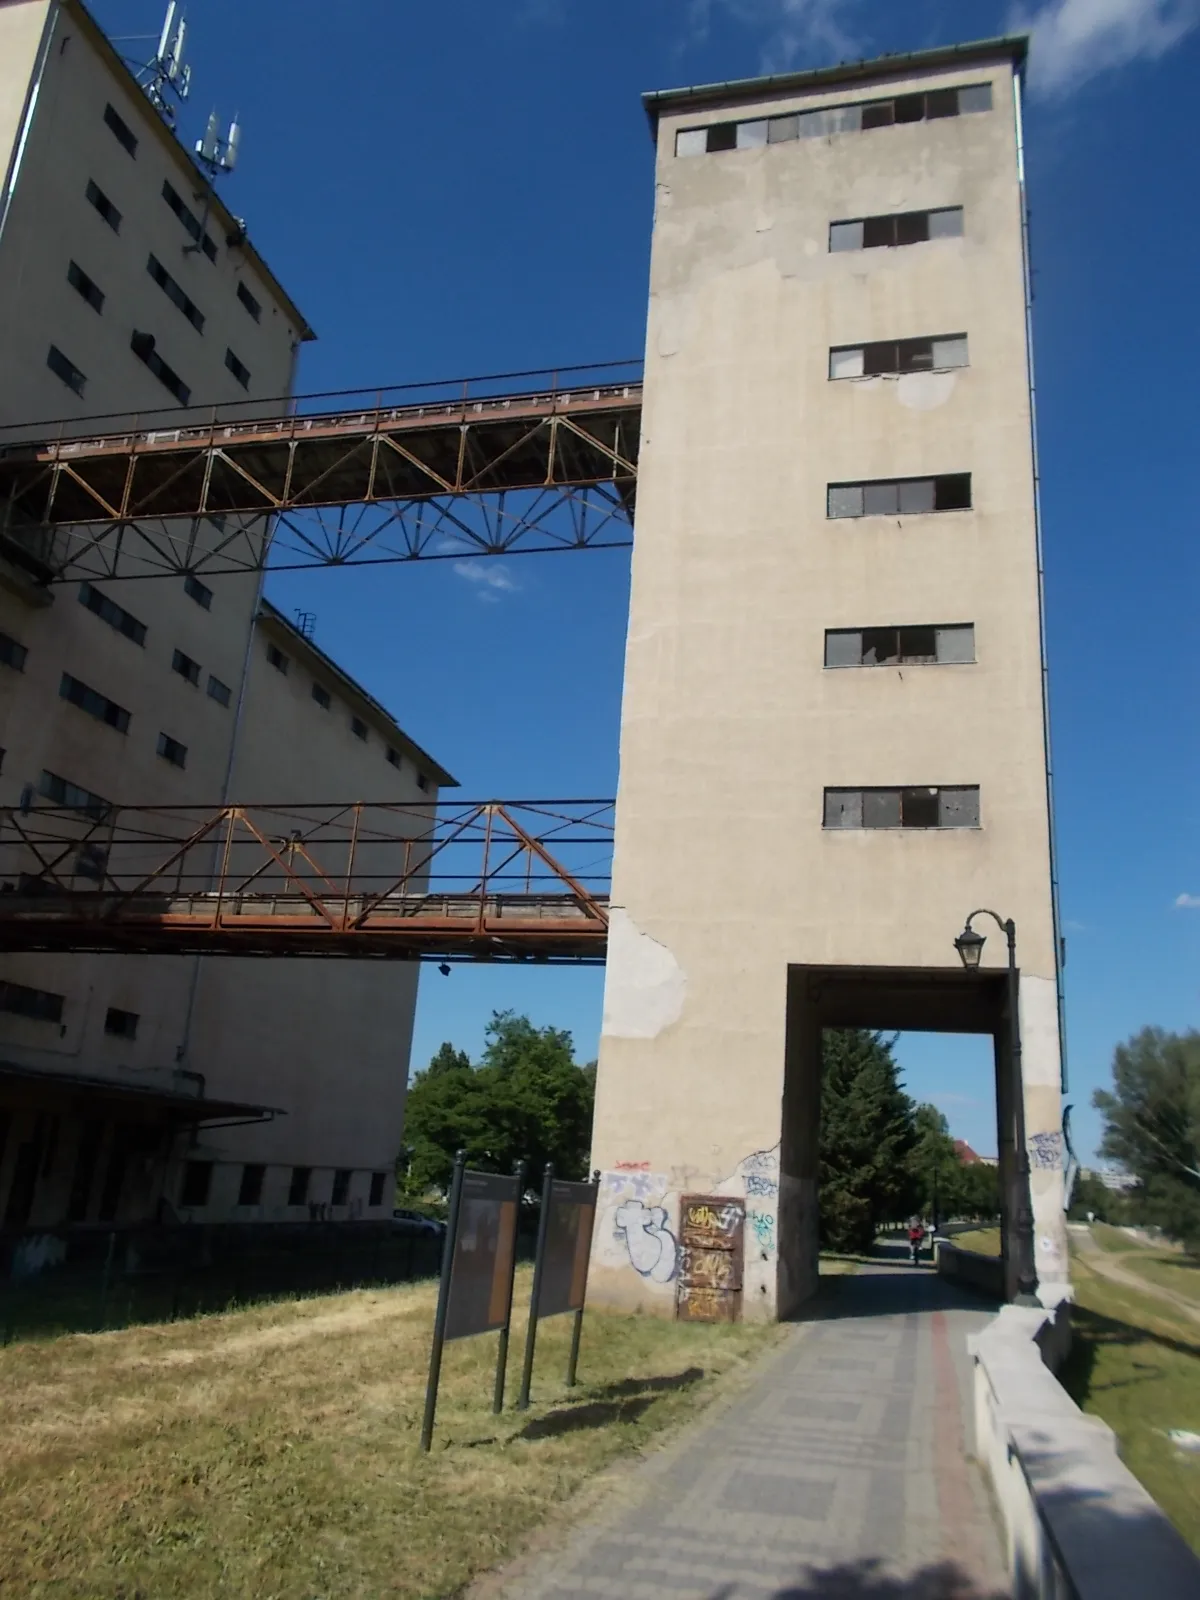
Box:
left=93, top=0, right=1199, bottom=1163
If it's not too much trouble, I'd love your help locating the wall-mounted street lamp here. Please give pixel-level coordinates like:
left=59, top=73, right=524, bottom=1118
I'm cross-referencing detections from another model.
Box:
left=955, top=909, right=1041, bottom=1308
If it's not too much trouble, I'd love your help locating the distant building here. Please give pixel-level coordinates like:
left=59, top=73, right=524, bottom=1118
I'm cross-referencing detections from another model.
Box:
left=954, top=1140, right=998, bottom=1167
left=1082, top=1167, right=1138, bottom=1193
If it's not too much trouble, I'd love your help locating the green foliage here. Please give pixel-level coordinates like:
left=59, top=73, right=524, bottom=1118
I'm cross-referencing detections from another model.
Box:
left=818, top=1030, right=918, bottom=1252
left=1093, top=1027, right=1200, bottom=1248
left=1068, top=1170, right=1117, bottom=1223
left=400, top=1012, right=595, bottom=1197
left=907, top=1103, right=1000, bottom=1224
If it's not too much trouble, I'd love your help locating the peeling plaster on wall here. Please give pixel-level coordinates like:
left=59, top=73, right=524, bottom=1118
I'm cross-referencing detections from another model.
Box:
left=600, top=909, right=688, bottom=1040
left=896, top=370, right=957, bottom=410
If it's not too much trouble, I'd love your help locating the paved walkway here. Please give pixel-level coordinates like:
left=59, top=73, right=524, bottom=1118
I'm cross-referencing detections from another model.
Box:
left=488, top=1243, right=1009, bottom=1599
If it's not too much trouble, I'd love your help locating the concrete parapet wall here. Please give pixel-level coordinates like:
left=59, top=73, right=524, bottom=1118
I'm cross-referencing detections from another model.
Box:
left=936, top=1238, right=1006, bottom=1298
left=970, top=1295, right=1200, bottom=1598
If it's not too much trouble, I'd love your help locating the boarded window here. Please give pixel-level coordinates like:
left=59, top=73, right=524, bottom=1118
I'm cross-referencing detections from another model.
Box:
left=928, top=206, right=965, bottom=238
left=827, top=484, right=864, bottom=518
left=863, top=789, right=902, bottom=828
left=931, top=335, right=969, bottom=369
left=768, top=114, right=799, bottom=143
left=829, top=346, right=865, bottom=379
left=823, top=786, right=980, bottom=829
left=736, top=120, right=768, bottom=148
left=829, top=220, right=864, bottom=252
left=959, top=83, right=993, bottom=113
left=675, top=127, right=707, bottom=157
left=898, top=478, right=936, bottom=513
left=823, top=789, right=862, bottom=829
left=863, top=481, right=899, bottom=516
left=939, top=787, right=981, bottom=827
left=936, top=624, right=975, bottom=663
left=824, top=629, right=862, bottom=667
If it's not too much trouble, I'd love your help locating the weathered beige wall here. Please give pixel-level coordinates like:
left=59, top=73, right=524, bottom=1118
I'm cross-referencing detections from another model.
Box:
left=0, top=1, right=52, bottom=213
left=591, top=51, right=1066, bottom=1321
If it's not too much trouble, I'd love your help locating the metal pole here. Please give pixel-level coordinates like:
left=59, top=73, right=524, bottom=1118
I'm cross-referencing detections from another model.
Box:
left=1006, top=919, right=1041, bottom=1307
left=420, top=1149, right=466, bottom=1453
left=493, top=1160, right=526, bottom=1414
left=517, top=1163, right=553, bottom=1411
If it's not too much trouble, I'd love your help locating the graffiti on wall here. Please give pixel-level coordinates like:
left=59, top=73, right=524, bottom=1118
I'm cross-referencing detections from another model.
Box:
left=613, top=1198, right=679, bottom=1282
left=748, top=1209, right=775, bottom=1254
left=1029, top=1130, right=1064, bottom=1170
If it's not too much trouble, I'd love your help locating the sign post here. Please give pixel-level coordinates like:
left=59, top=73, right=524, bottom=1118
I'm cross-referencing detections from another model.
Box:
left=517, top=1166, right=599, bottom=1409
left=492, top=1159, right=526, bottom=1414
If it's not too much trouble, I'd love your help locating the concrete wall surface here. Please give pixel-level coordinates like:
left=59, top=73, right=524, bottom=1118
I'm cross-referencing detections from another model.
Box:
left=971, top=1300, right=1200, bottom=1598
left=935, top=1237, right=1005, bottom=1299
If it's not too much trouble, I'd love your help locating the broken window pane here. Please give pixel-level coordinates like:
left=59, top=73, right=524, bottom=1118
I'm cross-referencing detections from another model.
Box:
left=928, top=206, right=964, bottom=238
left=824, top=789, right=862, bottom=828
left=862, top=101, right=895, bottom=130
left=896, top=210, right=929, bottom=246
left=864, top=789, right=902, bottom=828
left=824, top=629, right=863, bottom=667
left=737, top=120, right=769, bottom=149
left=863, top=342, right=898, bottom=376
left=935, top=624, right=975, bottom=663
left=829, top=220, right=864, bottom=252
left=827, top=483, right=864, bottom=518
left=706, top=122, right=738, bottom=152
left=675, top=128, right=707, bottom=157
left=829, top=346, right=864, bottom=380
left=861, top=627, right=898, bottom=666
left=898, top=478, right=935, bottom=514
left=934, top=473, right=972, bottom=510
left=897, top=338, right=934, bottom=372
left=863, top=481, right=900, bottom=516
left=926, top=88, right=959, bottom=119
left=898, top=625, right=937, bottom=662
left=939, top=787, right=980, bottom=827
left=894, top=93, right=925, bottom=124
left=931, top=335, right=968, bottom=369
left=863, top=214, right=896, bottom=249
left=768, top=114, right=799, bottom=143
left=958, top=83, right=993, bottom=113
left=901, top=787, right=940, bottom=828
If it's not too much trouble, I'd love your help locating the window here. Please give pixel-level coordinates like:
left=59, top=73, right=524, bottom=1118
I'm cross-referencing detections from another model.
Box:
left=416, top=772, right=432, bottom=794
left=104, top=1006, right=138, bottom=1039
left=0, top=980, right=64, bottom=1024
left=331, top=1169, right=352, bottom=1207
left=824, top=624, right=975, bottom=667
left=103, top=102, right=138, bottom=155
left=67, top=260, right=104, bottom=313
left=0, top=631, right=27, bottom=671
left=823, top=785, right=980, bottom=830
left=171, top=648, right=200, bottom=686
left=829, top=334, right=968, bottom=380
left=75, top=842, right=108, bottom=881
left=130, top=331, right=191, bottom=405
left=60, top=672, right=130, bottom=733
left=146, top=254, right=205, bottom=332
left=830, top=207, right=963, bottom=253
left=85, top=178, right=121, bottom=231
left=350, top=716, right=368, bottom=741
left=311, top=682, right=331, bottom=710
left=369, top=1171, right=387, bottom=1208
left=157, top=731, right=187, bottom=768
left=236, top=279, right=262, bottom=320
left=180, top=1160, right=213, bottom=1207
left=184, top=573, right=213, bottom=610
left=47, top=344, right=86, bottom=396
left=826, top=474, right=971, bottom=518
left=386, top=746, right=402, bottom=770
left=39, top=770, right=110, bottom=819
left=79, top=582, right=146, bottom=645
left=238, top=1163, right=265, bottom=1206
left=674, top=84, right=992, bottom=158
left=266, top=643, right=288, bottom=674
left=162, top=180, right=217, bottom=261
left=224, top=347, right=251, bottom=389
left=288, top=1166, right=311, bottom=1206
left=207, top=674, right=231, bottom=707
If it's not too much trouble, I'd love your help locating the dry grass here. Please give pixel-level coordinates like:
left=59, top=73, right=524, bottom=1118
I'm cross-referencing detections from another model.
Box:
left=0, top=1265, right=780, bottom=1598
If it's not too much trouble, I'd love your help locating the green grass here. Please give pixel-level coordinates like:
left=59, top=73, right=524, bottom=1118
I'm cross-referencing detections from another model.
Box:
left=1081, top=1223, right=1200, bottom=1309
left=0, top=1265, right=781, bottom=1597
left=1063, top=1244, right=1200, bottom=1553
left=948, top=1227, right=1001, bottom=1256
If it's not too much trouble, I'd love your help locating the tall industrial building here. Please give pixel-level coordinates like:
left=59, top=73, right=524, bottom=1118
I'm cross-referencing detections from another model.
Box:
left=590, top=38, right=1068, bottom=1317
left=0, top=0, right=452, bottom=1229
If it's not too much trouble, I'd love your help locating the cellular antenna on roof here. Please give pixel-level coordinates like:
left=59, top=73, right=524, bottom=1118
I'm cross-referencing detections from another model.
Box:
left=187, top=108, right=242, bottom=254
left=136, top=2, right=191, bottom=127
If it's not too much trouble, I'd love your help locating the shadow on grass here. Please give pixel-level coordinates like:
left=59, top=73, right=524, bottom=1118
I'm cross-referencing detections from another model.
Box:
left=707, top=1559, right=1007, bottom=1597
left=1060, top=1302, right=1200, bottom=1409
left=515, top=1367, right=706, bottom=1440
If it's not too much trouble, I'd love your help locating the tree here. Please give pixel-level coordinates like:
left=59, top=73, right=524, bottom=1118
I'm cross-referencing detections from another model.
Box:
left=819, top=1030, right=918, bottom=1252
left=400, top=1012, right=596, bottom=1200
left=1093, top=1027, right=1200, bottom=1248
left=908, top=1103, right=962, bottom=1225
left=1067, top=1170, right=1114, bottom=1224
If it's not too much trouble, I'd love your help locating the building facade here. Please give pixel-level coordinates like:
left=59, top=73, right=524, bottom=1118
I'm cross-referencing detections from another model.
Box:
left=590, top=38, right=1069, bottom=1318
left=0, top=0, right=452, bottom=1231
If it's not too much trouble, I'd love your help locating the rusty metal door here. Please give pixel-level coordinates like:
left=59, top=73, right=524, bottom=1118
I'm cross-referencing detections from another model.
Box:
left=675, top=1195, right=745, bottom=1322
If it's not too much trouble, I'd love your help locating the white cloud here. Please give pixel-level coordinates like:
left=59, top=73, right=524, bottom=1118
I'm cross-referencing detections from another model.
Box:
left=453, top=560, right=519, bottom=602
left=1174, top=892, right=1200, bottom=909
left=688, top=0, right=865, bottom=71
left=1014, top=0, right=1200, bottom=95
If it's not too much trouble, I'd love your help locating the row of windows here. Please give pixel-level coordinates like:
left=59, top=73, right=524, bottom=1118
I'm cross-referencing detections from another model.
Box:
left=830, top=334, right=967, bottom=380
left=77, top=581, right=230, bottom=700
left=830, top=206, right=963, bottom=252
left=824, top=624, right=974, bottom=668
left=180, top=1160, right=390, bottom=1210
left=40, top=769, right=110, bottom=819
left=58, top=671, right=189, bottom=766
left=0, top=974, right=137, bottom=1040
left=674, top=81, right=992, bottom=156
left=827, top=473, right=972, bottom=518
left=52, top=327, right=251, bottom=405
left=824, top=786, right=980, bottom=829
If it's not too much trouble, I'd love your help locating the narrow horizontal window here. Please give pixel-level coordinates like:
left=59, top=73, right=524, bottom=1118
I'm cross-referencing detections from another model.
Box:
left=386, top=746, right=402, bottom=770
left=79, top=581, right=146, bottom=645
left=171, top=648, right=200, bottom=686
left=85, top=178, right=121, bottom=232
left=225, top=347, right=251, bottom=389
left=162, top=180, right=216, bottom=261
left=830, top=206, right=963, bottom=253
left=238, top=1163, right=265, bottom=1206
left=266, top=643, right=288, bottom=674
left=311, top=682, right=331, bottom=710
left=184, top=574, right=213, bottom=610
left=236, top=279, right=262, bottom=320
left=829, top=334, right=968, bottom=380
left=60, top=672, right=130, bottom=733
left=823, top=785, right=980, bottom=830
left=157, top=731, right=187, bottom=768
left=103, top=102, right=138, bottom=156
left=826, top=474, right=971, bottom=518
left=67, top=260, right=104, bottom=313
left=416, top=772, right=432, bottom=794
left=47, top=344, right=86, bottom=396
left=825, top=624, right=974, bottom=667
left=130, top=331, right=190, bottom=405
left=39, top=769, right=110, bottom=818
left=0, top=979, right=64, bottom=1024
left=0, top=631, right=28, bottom=672
left=104, top=1006, right=138, bottom=1039
left=350, top=716, right=368, bottom=741
left=207, top=674, right=231, bottom=707
left=75, top=842, right=108, bottom=882
left=147, top=254, right=205, bottom=332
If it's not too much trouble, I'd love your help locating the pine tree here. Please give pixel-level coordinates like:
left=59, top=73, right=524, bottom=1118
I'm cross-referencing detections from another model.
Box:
left=819, top=1030, right=918, bottom=1252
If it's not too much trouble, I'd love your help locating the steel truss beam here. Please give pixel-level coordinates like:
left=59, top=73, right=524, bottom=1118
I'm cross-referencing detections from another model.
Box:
left=0, top=799, right=612, bottom=962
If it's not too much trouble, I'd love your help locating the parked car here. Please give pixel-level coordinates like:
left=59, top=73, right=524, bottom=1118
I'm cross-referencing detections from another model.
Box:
left=392, top=1208, right=445, bottom=1237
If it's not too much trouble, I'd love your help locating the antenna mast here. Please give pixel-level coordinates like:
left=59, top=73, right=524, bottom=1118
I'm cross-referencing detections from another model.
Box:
left=136, top=2, right=190, bottom=127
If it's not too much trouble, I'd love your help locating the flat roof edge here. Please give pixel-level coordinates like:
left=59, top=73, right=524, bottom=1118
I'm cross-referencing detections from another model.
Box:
left=642, top=35, right=1028, bottom=133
